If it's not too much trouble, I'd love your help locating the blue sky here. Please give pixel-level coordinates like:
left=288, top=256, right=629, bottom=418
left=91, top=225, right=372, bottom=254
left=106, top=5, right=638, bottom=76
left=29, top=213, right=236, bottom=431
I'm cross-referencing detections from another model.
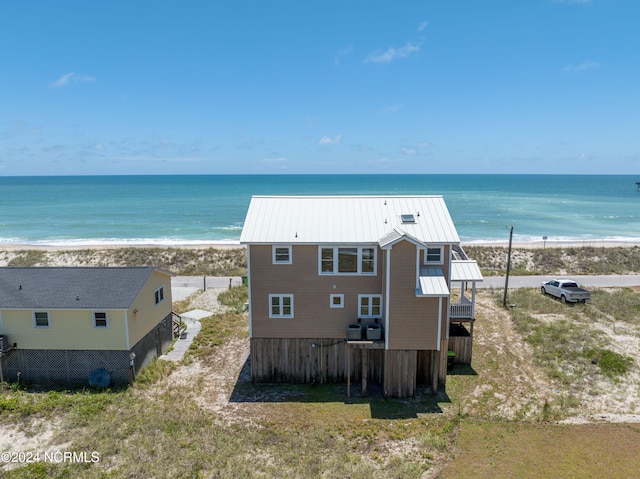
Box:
left=1, top=0, right=638, bottom=176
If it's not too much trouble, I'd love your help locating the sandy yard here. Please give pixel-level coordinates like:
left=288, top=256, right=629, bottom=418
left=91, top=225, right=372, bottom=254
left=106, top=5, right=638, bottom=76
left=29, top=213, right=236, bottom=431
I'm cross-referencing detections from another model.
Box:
left=3, top=287, right=640, bottom=464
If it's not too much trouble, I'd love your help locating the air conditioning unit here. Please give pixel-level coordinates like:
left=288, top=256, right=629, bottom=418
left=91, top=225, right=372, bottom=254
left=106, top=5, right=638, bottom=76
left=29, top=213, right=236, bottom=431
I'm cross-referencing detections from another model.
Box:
left=366, top=324, right=382, bottom=341
left=0, top=335, right=8, bottom=352
left=346, top=324, right=362, bottom=341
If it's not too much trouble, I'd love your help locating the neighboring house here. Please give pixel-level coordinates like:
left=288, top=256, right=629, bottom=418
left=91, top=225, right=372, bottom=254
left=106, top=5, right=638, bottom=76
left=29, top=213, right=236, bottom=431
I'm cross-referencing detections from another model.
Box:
left=240, top=196, right=482, bottom=398
left=0, top=267, right=174, bottom=387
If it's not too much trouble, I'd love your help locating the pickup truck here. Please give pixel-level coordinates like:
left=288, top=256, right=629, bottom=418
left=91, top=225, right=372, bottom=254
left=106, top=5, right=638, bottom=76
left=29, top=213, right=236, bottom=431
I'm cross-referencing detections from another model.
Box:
left=541, top=279, right=590, bottom=303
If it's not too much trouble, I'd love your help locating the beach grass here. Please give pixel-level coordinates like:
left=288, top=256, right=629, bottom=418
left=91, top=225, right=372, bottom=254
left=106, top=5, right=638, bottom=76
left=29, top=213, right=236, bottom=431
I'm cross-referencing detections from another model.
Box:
left=2, top=244, right=640, bottom=277
left=3, top=247, right=640, bottom=477
left=4, top=285, right=640, bottom=477
left=1, top=246, right=248, bottom=276
left=464, top=245, right=640, bottom=276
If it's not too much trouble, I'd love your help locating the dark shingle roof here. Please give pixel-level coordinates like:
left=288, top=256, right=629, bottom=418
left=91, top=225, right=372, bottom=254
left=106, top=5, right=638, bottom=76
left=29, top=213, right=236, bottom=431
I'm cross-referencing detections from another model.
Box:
left=0, top=267, right=167, bottom=309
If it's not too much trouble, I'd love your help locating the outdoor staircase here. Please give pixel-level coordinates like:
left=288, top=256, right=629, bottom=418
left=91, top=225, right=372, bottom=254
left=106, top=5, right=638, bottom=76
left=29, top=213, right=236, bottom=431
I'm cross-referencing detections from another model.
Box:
left=171, top=311, right=183, bottom=338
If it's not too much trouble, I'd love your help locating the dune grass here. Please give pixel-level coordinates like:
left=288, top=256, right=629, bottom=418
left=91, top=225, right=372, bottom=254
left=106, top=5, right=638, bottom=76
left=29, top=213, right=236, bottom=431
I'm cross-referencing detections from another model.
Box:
left=3, top=251, right=640, bottom=477
left=1, top=247, right=248, bottom=276
left=4, top=245, right=640, bottom=277
left=465, top=245, right=640, bottom=276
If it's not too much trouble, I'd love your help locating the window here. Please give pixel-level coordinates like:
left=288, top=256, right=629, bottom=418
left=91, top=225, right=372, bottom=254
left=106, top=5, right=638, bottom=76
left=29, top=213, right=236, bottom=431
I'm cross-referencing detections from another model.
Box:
left=272, top=245, right=292, bottom=264
left=34, top=311, right=50, bottom=328
left=269, top=294, right=294, bottom=318
left=319, top=247, right=377, bottom=275
left=359, top=295, right=382, bottom=318
left=154, top=286, right=165, bottom=305
left=361, top=248, right=375, bottom=273
left=93, top=312, right=109, bottom=328
left=425, top=246, right=443, bottom=264
left=321, top=248, right=334, bottom=272
left=330, top=294, right=344, bottom=308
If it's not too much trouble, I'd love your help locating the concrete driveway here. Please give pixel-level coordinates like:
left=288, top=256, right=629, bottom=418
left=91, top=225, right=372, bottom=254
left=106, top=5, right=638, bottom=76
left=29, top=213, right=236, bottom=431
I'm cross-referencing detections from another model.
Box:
left=171, top=276, right=243, bottom=301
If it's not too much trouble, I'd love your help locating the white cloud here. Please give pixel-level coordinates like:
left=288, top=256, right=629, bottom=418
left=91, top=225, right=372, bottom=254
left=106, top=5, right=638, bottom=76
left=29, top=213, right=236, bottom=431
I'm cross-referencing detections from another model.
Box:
left=400, top=147, right=416, bottom=155
left=50, top=72, right=96, bottom=88
left=563, top=60, right=600, bottom=72
left=364, top=41, right=422, bottom=64
left=417, top=20, right=428, bottom=32
left=318, top=134, right=342, bottom=145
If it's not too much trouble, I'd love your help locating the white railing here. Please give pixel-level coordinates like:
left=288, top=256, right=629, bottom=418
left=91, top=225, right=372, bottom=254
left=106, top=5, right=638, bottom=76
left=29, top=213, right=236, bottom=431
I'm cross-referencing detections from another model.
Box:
left=450, top=302, right=473, bottom=319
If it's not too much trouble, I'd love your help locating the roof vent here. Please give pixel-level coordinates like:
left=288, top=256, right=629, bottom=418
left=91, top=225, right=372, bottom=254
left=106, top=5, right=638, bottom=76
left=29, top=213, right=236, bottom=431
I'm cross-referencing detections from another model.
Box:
left=401, top=214, right=416, bottom=224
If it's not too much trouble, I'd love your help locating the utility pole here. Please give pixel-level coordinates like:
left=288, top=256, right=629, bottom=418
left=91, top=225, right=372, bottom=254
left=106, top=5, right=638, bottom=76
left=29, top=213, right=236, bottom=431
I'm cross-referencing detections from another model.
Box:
left=503, top=225, right=514, bottom=307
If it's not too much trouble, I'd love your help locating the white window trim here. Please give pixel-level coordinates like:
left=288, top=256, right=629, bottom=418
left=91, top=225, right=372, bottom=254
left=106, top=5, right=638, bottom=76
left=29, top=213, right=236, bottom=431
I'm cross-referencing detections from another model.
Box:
left=329, top=294, right=344, bottom=308
left=272, top=245, right=292, bottom=264
left=33, top=311, right=50, bottom=328
left=93, top=311, right=110, bottom=329
left=154, top=286, right=165, bottom=305
left=269, top=294, right=294, bottom=318
left=424, top=246, right=444, bottom=265
left=318, top=246, right=377, bottom=275
left=358, top=294, right=383, bottom=318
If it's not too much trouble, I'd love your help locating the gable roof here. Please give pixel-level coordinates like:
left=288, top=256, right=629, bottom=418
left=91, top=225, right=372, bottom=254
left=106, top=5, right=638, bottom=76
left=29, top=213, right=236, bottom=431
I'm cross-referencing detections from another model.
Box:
left=240, top=196, right=460, bottom=245
left=0, top=267, right=170, bottom=309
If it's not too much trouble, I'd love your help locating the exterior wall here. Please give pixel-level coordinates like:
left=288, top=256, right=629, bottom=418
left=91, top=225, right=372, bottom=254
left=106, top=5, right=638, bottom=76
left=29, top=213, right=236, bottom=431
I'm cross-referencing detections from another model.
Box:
left=131, top=312, right=173, bottom=377
left=383, top=350, right=418, bottom=397
left=0, top=271, right=172, bottom=352
left=127, top=270, right=173, bottom=348
left=250, top=337, right=384, bottom=386
left=0, top=312, right=173, bottom=387
left=249, top=245, right=383, bottom=339
left=0, top=309, right=127, bottom=350
left=386, top=240, right=442, bottom=350
left=247, top=240, right=454, bottom=395
left=449, top=323, right=473, bottom=364
left=1, top=349, right=130, bottom=386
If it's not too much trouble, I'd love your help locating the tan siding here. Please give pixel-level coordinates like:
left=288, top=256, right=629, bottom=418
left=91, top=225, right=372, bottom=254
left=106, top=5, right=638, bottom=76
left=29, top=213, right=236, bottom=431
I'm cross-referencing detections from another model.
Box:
left=387, top=240, right=440, bottom=350
left=249, top=245, right=383, bottom=338
left=0, top=309, right=127, bottom=350
left=127, top=271, right=173, bottom=347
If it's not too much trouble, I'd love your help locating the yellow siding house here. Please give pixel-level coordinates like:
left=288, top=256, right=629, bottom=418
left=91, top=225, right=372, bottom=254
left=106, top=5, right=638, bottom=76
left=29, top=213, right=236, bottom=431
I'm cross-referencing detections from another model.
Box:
left=0, top=267, right=173, bottom=387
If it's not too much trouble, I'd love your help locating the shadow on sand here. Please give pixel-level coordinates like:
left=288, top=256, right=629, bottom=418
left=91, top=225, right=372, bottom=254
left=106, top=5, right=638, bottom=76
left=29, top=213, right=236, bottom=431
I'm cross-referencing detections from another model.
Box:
left=228, top=356, right=453, bottom=419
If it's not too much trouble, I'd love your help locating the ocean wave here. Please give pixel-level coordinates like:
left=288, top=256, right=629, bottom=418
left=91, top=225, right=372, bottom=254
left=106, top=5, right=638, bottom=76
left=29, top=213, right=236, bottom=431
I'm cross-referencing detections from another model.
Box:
left=0, top=238, right=242, bottom=247
left=214, top=225, right=244, bottom=231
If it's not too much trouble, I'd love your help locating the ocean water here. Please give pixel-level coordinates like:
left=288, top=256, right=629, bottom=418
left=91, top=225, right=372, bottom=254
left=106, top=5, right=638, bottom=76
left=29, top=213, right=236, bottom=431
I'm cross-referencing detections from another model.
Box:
left=0, top=175, right=638, bottom=246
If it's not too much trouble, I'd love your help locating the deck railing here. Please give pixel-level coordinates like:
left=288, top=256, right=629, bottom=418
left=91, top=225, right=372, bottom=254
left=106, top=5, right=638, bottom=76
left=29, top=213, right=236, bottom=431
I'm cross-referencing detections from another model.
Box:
left=450, top=294, right=474, bottom=319
left=450, top=302, right=473, bottom=319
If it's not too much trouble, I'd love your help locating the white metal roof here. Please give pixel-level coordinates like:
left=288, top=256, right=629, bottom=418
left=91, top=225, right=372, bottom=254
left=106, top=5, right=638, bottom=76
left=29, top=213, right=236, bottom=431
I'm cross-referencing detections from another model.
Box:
left=240, top=196, right=460, bottom=245
left=451, top=260, right=484, bottom=282
left=417, top=267, right=450, bottom=297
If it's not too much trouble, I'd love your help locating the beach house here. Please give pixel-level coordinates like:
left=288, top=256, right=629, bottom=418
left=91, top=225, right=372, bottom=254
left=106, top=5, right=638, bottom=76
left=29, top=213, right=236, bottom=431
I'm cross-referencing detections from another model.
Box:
left=240, top=196, right=482, bottom=397
left=0, top=267, right=174, bottom=387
